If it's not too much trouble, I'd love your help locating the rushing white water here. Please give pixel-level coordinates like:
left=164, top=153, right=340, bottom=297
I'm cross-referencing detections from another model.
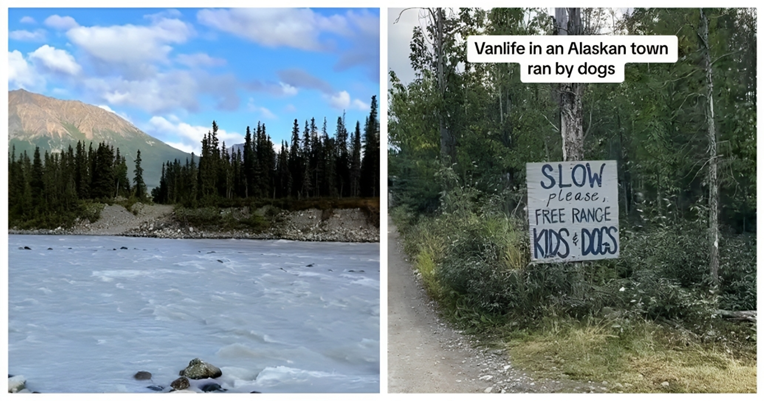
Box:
left=8, top=235, right=380, bottom=393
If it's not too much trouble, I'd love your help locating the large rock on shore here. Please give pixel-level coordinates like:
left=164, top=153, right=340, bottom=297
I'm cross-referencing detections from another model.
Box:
left=8, top=375, right=27, bottom=393
left=179, top=358, right=222, bottom=379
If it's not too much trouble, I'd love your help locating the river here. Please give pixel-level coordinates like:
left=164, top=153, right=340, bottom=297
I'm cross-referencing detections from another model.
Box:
left=8, top=235, right=379, bottom=393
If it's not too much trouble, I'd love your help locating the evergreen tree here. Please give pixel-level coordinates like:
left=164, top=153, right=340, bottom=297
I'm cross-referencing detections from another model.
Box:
left=113, top=148, right=130, bottom=198
left=133, top=149, right=147, bottom=200
left=335, top=115, right=350, bottom=197
left=31, top=147, right=44, bottom=211
left=350, top=121, right=362, bottom=197
left=243, top=126, right=255, bottom=198
left=361, top=95, right=380, bottom=197
left=289, top=119, right=302, bottom=198
left=301, top=120, right=313, bottom=197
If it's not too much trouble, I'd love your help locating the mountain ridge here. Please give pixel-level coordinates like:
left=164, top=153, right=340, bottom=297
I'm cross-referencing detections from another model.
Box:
left=8, top=89, right=190, bottom=189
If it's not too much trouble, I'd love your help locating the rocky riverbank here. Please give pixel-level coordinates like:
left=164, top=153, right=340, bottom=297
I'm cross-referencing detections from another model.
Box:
left=10, top=358, right=261, bottom=393
left=9, top=203, right=379, bottom=243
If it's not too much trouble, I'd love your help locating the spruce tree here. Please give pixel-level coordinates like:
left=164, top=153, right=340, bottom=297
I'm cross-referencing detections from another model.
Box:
left=133, top=149, right=147, bottom=200
left=350, top=121, right=362, bottom=197
left=289, top=119, right=302, bottom=198
left=361, top=95, right=379, bottom=197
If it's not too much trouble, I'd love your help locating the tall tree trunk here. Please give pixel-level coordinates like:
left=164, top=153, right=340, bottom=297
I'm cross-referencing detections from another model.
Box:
left=699, top=8, right=719, bottom=285
left=431, top=8, right=455, bottom=167
left=556, top=8, right=585, bottom=162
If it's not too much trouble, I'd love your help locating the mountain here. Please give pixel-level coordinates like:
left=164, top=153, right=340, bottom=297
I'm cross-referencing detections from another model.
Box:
left=230, top=143, right=245, bottom=155
left=8, top=89, right=190, bottom=189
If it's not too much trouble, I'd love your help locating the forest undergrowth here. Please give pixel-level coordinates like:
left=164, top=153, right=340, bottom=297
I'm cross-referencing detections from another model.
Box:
left=391, top=183, right=756, bottom=393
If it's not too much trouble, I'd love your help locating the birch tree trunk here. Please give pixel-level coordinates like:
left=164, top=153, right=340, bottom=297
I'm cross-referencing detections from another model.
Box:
left=556, top=8, right=585, bottom=161
left=699, top=8, right=720, bottom=285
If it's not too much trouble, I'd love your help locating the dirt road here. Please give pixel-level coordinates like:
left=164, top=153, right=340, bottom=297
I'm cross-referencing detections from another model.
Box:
left=387, top=218, right=598, bottom=393
left=389, top=219, right=552, bottom=393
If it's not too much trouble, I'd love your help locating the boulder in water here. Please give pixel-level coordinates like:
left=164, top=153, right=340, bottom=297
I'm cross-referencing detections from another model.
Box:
left=171, top=377, right=190, bottom=390
left=133, top=371, right=152, bottom=380
left=147, top=385, right=164, bottom=391
left=179, top=358, right=222, bottom=379
left=200, top=383, right=226, bottom=392
left=8, top=375, right=26, bottom=393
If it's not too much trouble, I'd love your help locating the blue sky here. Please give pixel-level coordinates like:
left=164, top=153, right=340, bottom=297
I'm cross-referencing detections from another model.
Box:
left=8, top=8, right=380, bottom=154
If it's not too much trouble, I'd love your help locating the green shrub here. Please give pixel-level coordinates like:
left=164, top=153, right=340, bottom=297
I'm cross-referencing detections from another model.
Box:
left=81, top=202, right=103, bottom=223
left=173, top=206, right=269, bottom=233
left=394, top=184, right=755, bottom=332
left=719, top=234, right=756, bottom=310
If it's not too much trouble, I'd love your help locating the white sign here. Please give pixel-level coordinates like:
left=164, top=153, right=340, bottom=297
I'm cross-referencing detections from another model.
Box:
left=526, top=161, right=619, bottom=262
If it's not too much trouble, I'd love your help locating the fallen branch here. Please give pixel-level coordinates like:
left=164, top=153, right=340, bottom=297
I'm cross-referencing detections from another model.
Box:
left=717, top=310, right=756, bottom=323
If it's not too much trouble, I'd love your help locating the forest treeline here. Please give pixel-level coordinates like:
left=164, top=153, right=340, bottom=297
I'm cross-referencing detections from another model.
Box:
left=8, top=96, right=379, bottom=228
left=153, top=96, right=380, bottom=207
left=9, top=141, right=144, bottom=228
left=389, top=7, right=756, bottom=326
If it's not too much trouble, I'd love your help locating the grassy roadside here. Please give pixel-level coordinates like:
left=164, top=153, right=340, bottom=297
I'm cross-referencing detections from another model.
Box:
left=503, top=317, right=756, bottom=393
left=391, top=205, right=757, bottom=393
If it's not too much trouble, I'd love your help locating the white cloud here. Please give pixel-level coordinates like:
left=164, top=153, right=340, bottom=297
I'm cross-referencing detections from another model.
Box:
left=165, top=141, right=197, bottom=154
left=67, top=17, right=193, bottom=74
left=45, top=15, right=79, bottom=30
left=97, top=104, right=132, bottom=122
left=84, top=71, right=198, bottom=114
left=20, top=16, right=36, bottom=24
left=247, top=99, right=277, bottom=120
left=197, top=8, right=348, bottom=51
left=98, top=104, right=116, bottom=113
left=285, top=104, right=297, bottom=113
left=245, top=80, right=298, bottom=97
left=279, top=82, right=298, bottom=96
left=8, top=50, right=42, bottom=89
left=30, top=45, right=82, bottom=76
left=352, top=98, right=368, bottom=111
left=146, top=116, right=243, bottom=155
left=9, top=29, right=46, bottom=41
left=176, top=53, right=226, bottom=68
left=334, top=9, right=380, bottom=81
left=277, top=68, right=334, bottom=94
left=328, top=91, right=351, bottom=110
left=144, top=9, right=182, bottom=22
left=81, top=68, right=240, bottom=115
left=325, top=91, right=368, bottom=111
left=258, top=107, right=277, bottom=120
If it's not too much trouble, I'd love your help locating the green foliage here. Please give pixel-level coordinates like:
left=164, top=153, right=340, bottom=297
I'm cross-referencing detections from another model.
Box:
left=389, top=7, right=756, bottom=338
left=395, top=184, right=754, bottom=332
left=718, top=235, right=757, bottom=310
left=617, top=221, right=709, bottom=289
left=173, top=206, right=269, bottom=233
left=8, top=141, right=126, bottom=229
left=81, top=202, right=104, bottom=223
left=155, top=101, right=379, bottom=208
